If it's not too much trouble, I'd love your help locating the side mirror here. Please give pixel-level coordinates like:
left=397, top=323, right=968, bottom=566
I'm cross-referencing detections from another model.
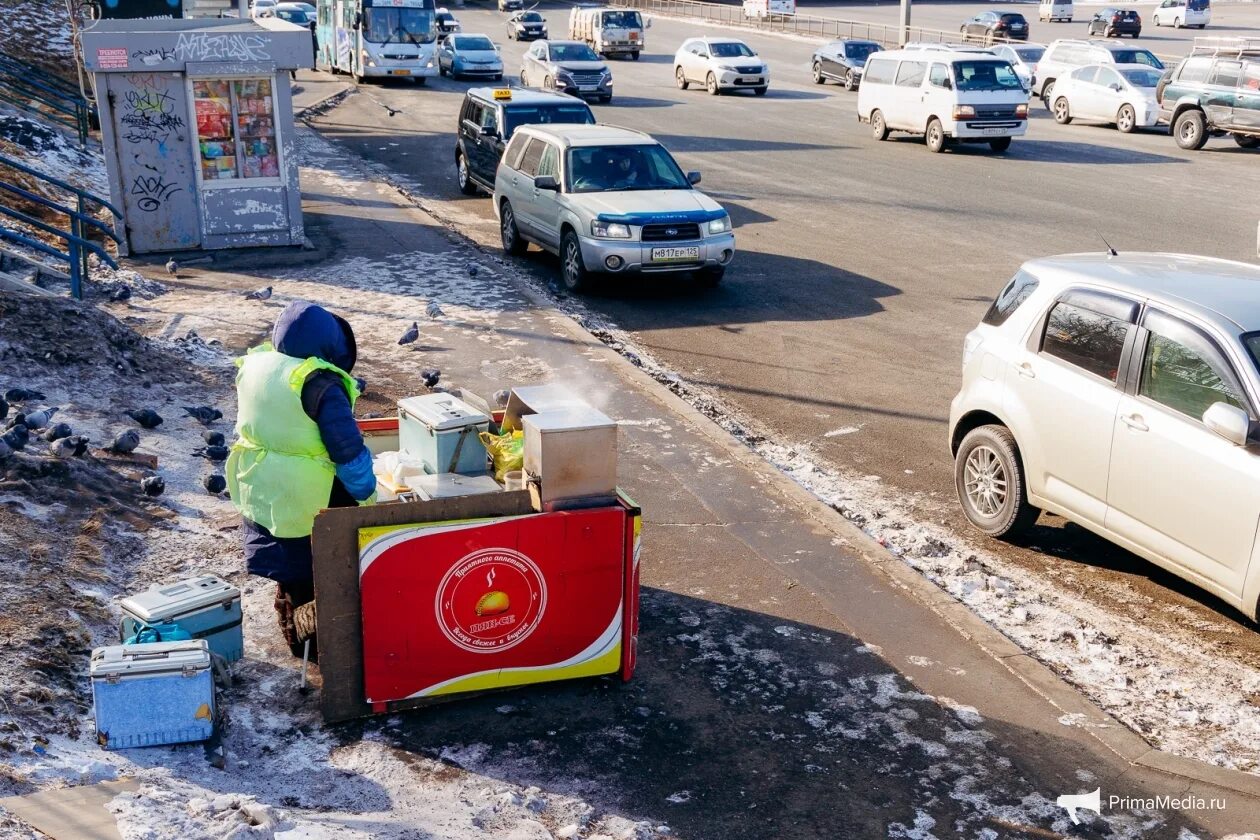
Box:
left=686, top=170, right=701, bottom=185
left=1203, top=402, right=1250, bottom=446
left=353, top=12, right=362, bottom=28
left=942, top=78, right=953, bottom=90
left=1111, top=83, right=1123, bottom=92
left=533, top=174, right=560, bottom=191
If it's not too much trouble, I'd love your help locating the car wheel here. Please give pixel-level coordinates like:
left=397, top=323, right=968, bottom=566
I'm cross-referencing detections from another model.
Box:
left=456, top=152, right=478, bottom=196
left=494, top=73, right=503, bottom=81
left=600, top=94, right=612, bottom=104
left=812, top=61, right=824, bottom=84
left=1116, top=103, right=1137, bottom=133
left=560, top=230, right=589, bottom=292
left=697, top=266, right=725, bottom=288
left=438, top=63, right=446, bottom=77
left=1234, top=134, right=1260, bottom=148
left=843, top=69, right=857, bottom=91
left=544, top=75, right=553, bottom=91
left=676, top=66, right=689, bottom=90
left=1041, top=80, right=1055, bottom=111
left=631, top=51, right=641, bottom=61
left=955, top=425, right=1039, bottom=538
left=707, top=73, right=720, bottom=95
left=870, top=109, right=888, bottom=141
left=520, top=71, right=528, bottom=85
left=1174, top=109, right=1209, bottom=150
left=753, top=86, right=768, bottom=96
left=1174, top=16, right=1182, bottom=27
left=1053, top=96, right=1072, bottom=124
left=500, top=200, right=528, bottom=255
left=989, top=136, right=1012, bottom=152
left=925, top=117, right=947, bottom=153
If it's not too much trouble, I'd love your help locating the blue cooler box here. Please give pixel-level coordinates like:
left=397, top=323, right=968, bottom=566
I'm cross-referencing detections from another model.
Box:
left=119, top=574, right=243, bottom=663
left=91, top=640, right=215, bottom=749
left=398, top=393, right=490, bottom=475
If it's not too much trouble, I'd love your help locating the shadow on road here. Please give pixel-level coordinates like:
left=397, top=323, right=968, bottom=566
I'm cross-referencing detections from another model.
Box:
left=607, top=95, right=688, bottom=108
left=951, top=138, right=1187, bottom=164
left=651, top=132, right=847, bottom=153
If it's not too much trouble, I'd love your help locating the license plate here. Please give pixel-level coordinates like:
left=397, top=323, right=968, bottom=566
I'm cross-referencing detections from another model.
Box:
left=651, top=246, right=700, bottom=262
left=389, top=69, right=410, bottom=76
left=982, top=127, right=1005, bottom=136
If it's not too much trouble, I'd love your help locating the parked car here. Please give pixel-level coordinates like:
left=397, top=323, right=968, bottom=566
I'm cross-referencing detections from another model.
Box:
left=506, top=10, right=549, bottom=41
left=1158, top=43, right=1260, bottom=150
left=1033, top=39, right=1163, bottom=108
left=857, top=49, right=1029, bottom=152
left=493, top=124, right=736, bottom=291
left=1050, top=62, right=1163, bottom=131
left=1153, top=0, right=1210, bottom=28
left=520, top=40, right=613, bottom=102
left=991, top=43, right=1046, bottom=91
left=250, top=0, right=277, bottom=17
left=498, top=0, right=524, bottom=10
left=436, top=9, right=461, bottom=35
left=961, top=12, right=1030, bottom=45
left=266, top=2, right=313, bottom=29
left=438, top=34, right=504, bottom=80
left=455, top=86, right=595, bottom=196
left=1087, top=8, right=1142, bottom=38
left=674, top=37, right=769, bottom=96
left=1039, top=0, right=1073, bottom=23
left=950, top=252, right=1260, bottom=623
left=811, top=39, right=882, bottom=90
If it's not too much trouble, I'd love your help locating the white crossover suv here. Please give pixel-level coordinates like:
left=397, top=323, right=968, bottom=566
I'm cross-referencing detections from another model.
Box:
left=493, top=124, right=736, bottom=291
left=674, top=37, right=769, bottom=96
left=949, top=253, right=1260, bottom=621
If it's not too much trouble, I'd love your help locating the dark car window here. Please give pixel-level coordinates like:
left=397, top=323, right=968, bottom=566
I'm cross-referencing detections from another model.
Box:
left=503, top=103, right=595, bottom=136
left=1209, top=60, right=1242, bottom=87
left=1123, top=67, right=1163, bottom=87
left=1177, top=56, right=1213, bottom=83
left=517, top=138, right=546, bottom=177
left=895, top=61, right=927, bottom=87
left=1111, top=50, right=1164, bottom=70
left=1041, top=302, right=1131, bottom=382
left=551, top=43, right=599, bottom=61
left=463, top=100, right=487, bottom=129
left=520, top=12, right=543, bottom=21
left=711, top=42, right=755, bottom=58
left=455, top=36, right=495, bottom=50
left=863, top=58, right=896, bottom=84
left=1015, top=47, right=1044, bottom=63
left=1188, top=0, right=1209, bottom=9
left=1141, top=311, right=1247, bottom=421
left=954, top=60, right=1023, bottom=91
left=845, top=42, right=880, bottom=61
left=502, top=133, right=530, bottom=169
left=999, top=13, right=1026, bottom=23
left=982, top=271, right=1039, bottom=327
left=566, top=143, right=690, bottom=193
left=1241, top=62, right=1260, bottom=91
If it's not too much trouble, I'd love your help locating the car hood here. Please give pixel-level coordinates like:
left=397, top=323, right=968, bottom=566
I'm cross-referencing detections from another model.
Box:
left=514, top=20, right=545, bottom=28
left=578, top=190, right=726, bottom=224
left=554, top=60, right=607, bottom=73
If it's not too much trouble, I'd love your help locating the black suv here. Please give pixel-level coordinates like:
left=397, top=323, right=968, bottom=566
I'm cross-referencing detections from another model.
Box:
left=1158, top=46, right=1260, bottom=150
left=455, top=87, right=596, bottom=196
left=961, top=11, right=1030, bottom=44
left=1088, top=8, right=1142, bottom=37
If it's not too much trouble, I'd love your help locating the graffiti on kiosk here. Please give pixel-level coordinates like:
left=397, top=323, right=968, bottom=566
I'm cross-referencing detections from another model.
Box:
left=174, top=32, right=271, bottom=62
left=130, top=174, right=182, bottom=212
left=131, top=47, right=175, bottom=66
left=120, top=87, right=184, bottom=144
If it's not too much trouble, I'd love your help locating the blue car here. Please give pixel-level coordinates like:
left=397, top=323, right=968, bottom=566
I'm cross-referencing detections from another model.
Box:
left=438, top=34, right=504, bottom=80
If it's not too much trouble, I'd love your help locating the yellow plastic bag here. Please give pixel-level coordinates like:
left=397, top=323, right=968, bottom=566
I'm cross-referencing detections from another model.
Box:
left=480, top=430, right=524, bottom=482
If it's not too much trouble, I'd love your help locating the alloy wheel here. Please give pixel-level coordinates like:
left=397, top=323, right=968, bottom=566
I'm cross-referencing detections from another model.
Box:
left=963, top=445, right=1008, bottom=517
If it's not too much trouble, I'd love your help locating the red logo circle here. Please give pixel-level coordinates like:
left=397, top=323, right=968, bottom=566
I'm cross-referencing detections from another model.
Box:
left=435, top=548, right=547, bottom=654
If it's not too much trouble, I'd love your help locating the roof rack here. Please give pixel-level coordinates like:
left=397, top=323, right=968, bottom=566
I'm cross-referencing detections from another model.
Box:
left=1191, top=36, right=1260, bottom=57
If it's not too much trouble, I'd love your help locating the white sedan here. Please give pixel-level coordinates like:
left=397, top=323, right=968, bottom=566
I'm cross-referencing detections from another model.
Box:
left=1050, top=62, right=1163, bottom=133
left=674, top=37, right=768, bottom=96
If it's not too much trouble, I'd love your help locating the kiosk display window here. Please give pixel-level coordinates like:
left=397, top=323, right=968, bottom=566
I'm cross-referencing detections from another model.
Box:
left=192, top=78, right=280, bottom=182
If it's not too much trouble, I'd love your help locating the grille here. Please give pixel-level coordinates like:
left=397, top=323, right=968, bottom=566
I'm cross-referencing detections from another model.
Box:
left=736, top=65, right=762, bottom=75
left=975, top=107, right=1019, bottom=119
left=383, top=53, right=412, bottom=60
left=570, top=72, right=604, bottom=87
left=641, top=223, right=701, bottom=242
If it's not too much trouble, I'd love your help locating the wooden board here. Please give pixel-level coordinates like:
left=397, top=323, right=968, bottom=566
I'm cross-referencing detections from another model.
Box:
left=312, top=491, right=535, bottom=723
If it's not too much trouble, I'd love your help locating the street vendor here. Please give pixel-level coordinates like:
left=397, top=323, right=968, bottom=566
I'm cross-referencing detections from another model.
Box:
left=226, top=301, right=376, bottom=657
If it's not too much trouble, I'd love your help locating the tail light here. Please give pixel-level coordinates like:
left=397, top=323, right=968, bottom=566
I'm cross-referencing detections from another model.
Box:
left=1015, top=103, right=1029, bottom=118
left=995, top=21, right=1007, bottom=29
left=1136, top=14, right=1142, bottom=23
left=1112, top=13, right=1121, bottom=21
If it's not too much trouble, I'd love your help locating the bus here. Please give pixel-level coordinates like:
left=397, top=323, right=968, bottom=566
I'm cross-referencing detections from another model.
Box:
left=316, top=0, right=438, bottom=83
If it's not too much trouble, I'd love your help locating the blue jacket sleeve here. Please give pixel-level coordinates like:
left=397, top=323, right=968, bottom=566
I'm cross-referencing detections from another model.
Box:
left=303, top=374, right=375, bottom=501
left=334, top=449, right=377, bottom=502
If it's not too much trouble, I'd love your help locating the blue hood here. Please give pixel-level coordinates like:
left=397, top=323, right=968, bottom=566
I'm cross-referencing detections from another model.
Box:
left=272, top=301, right=357, bottom=372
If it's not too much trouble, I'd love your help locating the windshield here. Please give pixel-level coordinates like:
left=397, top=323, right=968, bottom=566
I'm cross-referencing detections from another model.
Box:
left=566, top=144, right=691, bottom=193
left=455, top=36, right=494, bottom=50
left=1015, top=47, right=1044, bottom=63
left=503, top=104, right=595, bottom=136
left=1122, top=67, right=1163, bottom=87
left=601, top=10, right=641, bottom=27
left=364, top=8, right=436, bottom=44
left=845, top=42, right=880, bottom=61
left=1112, top=49, right=1164, bottom=69
left=551, top=43, right=599, bottom=61
left=437, top=12, right=453, bottom=21
left=711, top=42, right=755, bottom=58
left=519, top=12, right=543, bottom=22
left=954, top=60, right=1024, bottom=91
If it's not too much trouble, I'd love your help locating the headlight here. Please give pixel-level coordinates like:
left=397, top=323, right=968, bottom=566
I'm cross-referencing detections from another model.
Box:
left=591, top=220, right=632, bottom=239
left=1015, top=103, right=1028, bottom=118
left=426, top=59, right=434, bottom=68
left=952, top=104, right=976, bottom=119
left=707, top=215, right=731, bottom=235
left=717, top=64, right=736, bottom=72
left=366, top=59, right=377, bottom=68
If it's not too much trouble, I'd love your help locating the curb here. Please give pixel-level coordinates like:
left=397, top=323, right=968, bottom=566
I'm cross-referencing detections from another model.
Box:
left=293, top=115, right=1260, bottom=803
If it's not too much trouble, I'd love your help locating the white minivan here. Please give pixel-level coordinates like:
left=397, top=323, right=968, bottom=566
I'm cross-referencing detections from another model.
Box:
left=1152, top=0, right=1211, bottom=29
left=1038, top=0, right=1073, bottom=23
left=857, top=49, right=1029, bottom=152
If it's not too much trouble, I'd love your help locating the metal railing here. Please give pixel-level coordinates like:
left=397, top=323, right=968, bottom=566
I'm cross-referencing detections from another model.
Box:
left=0, top=153, right=121, bottom=299
left=0, top=55, right=95, bottom=147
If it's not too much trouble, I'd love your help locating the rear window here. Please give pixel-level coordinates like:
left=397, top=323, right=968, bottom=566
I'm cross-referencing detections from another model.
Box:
left=1111, top=49, right=1164, bottom=70
left=1188, top=0, right=1209, bottom=9
left=982, top=271, right=1040, bottom=327
left=1117, top=9, right=1139, bottom=18
left=999, top=13, right=1027, bottom=22
left=863, top=58, right=896, bottom=84
left=1015, top=47, right=1045, bottom=63
left=1177, top=56, right=1213, bottom=83
left=1123, top=67, right=1163, bottom=87
left=846, top=42, right=881, bottom=61
left=503, top=103, right=596, bottom=136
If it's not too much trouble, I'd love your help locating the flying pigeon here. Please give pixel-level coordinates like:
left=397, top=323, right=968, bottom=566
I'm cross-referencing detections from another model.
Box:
left=165, top=259, right=178, bottom=276
left=398, top=322, right=420, bottom=346
left=110, top=429, right=141, bottom=454
left=183, top=406, right=223, bottom=425
left=20, top=408, right=57, bottom=431
left=4, top=388, right=45, bottom=403
left=42, top=423, right=72, bottom=442
left=204, top=474, right=227, bottom=494
left=466, top=263, right=479, bottom=278
left=493, top=389, right=510, bottom=408
left=420, top=368, right=441, bottom=389
left=2, top=425, right=29, bottom=452
left=126, top=409, right=164, bottom=429
left=426, top=301, right=444, bottom=319
left=203, top=430, right=226, bottom=447
left=193, top=444, right=230, bottom=462
left=140, top=475, right=165, bottom=497
left=245, top=286, right=272, bottom=301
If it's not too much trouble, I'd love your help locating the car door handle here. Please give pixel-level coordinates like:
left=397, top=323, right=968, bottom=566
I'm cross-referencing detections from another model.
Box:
left=1017, top=362, right=1036, bottom=378
left=1120, top=414, right=1149, bottom=432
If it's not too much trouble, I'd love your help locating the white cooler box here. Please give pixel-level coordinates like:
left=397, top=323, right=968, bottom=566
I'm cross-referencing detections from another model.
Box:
left=91, top=640, right=216, bottom=750
left=398, top=393, right=490, bottom=475
left=119, top=574, right=243, bottom=663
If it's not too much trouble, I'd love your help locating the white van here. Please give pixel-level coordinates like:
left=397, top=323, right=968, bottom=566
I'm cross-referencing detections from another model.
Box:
left=1039, top=0, right=1073, bottom=23
left=857, top=49, right=1030, bottom=152
left=743, top=0, right=796, bottom=19
left=1152, top=0, right=1211, bottom=29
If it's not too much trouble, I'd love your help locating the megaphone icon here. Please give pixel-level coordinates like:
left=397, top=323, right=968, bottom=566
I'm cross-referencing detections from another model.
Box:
left=1056, top=788, right=1101, bottom=825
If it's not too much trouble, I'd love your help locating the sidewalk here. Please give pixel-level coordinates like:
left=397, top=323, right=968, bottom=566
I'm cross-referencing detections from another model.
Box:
left=97, top=105, right=1260, bottom=838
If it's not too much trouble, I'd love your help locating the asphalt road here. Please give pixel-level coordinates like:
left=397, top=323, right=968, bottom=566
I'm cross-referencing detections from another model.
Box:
left=306, top=0, right=1260, bottom=685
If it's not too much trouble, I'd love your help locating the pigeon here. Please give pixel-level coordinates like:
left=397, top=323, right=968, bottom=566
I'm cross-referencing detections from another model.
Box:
left=466, top=263, right=479, bottom=278
left=20, top=408, right=57, bottom=430
left=204, top=474, right=227, bottom=495
left=109, top=285, right=131, bottom=303
left=110, top=429, right=141, bottom=454
left=193, top=444, right=230, bottom=462
left=4, top=388, right=45, bottom=403
left=203, top=430, right=225, bottom=447
left=42, top=423, right=72, bottom=442
left=354, top=377, right=367, bottom=396
left=49, top=436, right=82, bottom=458
left=2, top=425, right=29, bottom=452
left=5, top=413, right=23, bottom=431
left=245, top=285, right=272, bottom=301
left=165, top=258, right=178, bottom=277
left=420, top=368, right=441, bottom=389
left=398, top=322, right=420, bottom=346
left=0, top=396, right=7, bottom=422
left=65, top=435, right=90, bottom=457
left=493, top=389, right=510, bottom=408
left=183, top=406, right=223, bottom=425
left=126, top=409, right=164, bottom=429
left=426, top=301, right=444, bottom=319
left=140, top=475, right=165, bottom=497
left=0, top=437, right=10, bottom=460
